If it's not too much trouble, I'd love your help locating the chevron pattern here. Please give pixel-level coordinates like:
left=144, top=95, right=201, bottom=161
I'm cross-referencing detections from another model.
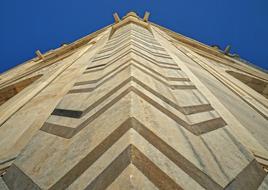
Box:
left=3, top=23, right=266, bottom=190
left=40, top=23, right=226, bottom=138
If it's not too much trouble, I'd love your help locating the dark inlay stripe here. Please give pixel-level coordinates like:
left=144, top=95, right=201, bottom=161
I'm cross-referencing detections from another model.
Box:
left=94, top=38, right=173, bottom=61
left=224, top=159, right=266, bottom=190
left=76, top=62, right=189, bottom=91
left=183, top=104, right=213, bottom=115
left=103, top=39, right=164, bottom=55
left=111, top=27, right=154, bottom=39
left=116, top=47, right=178, bottom=68
left=167, top=77, right=190, bottom=82
left=85, top=145, right=183, bottom=190
left=47, top=118, right=223, bottom=190
left=48, top=119, right=133, bottom=190
left=71, top=74, right=198, bottom=119
left=111, top=28, right=154, bottom=41
left=51, top=109, right=83, bottom=118
left=104, top=32, right=163, bottom=51
left=84, top=146, right=131, bottom=190
left=54, top=74, right=203, bottom=120
left=86, top=145, right=184, bottom=190
left=130, top=87, right=225, bottom=135
left=93, top=40, right=173, bottom=63
left=41, top=87, right=133, bottom=138
left=54, top=69, right=207, bottom=119
left=78, top=61, right=131, bottom=86
left=4, top=165, right=41, bottom=190
left=113, top=39, right=171, bottom=59
left=82, top=57, right=182, bottom=87
left=130, top=118, right=223, bottom=190
left=131, top=145, right=183, bottom=190
left=77, top=77, right=131, bottom=118
left=111, top=27, right=152, bottom=37
left=90, top=46, right=180, bottom=71
left=41, top=85, right=225, bottom=138
left=86, top=64, right=106, bottom=70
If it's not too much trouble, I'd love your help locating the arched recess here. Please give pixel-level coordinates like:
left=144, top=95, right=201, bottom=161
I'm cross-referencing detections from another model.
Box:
left=0, top=74, right=43, bottom=106
left=227, top=71, right=268, bottom=99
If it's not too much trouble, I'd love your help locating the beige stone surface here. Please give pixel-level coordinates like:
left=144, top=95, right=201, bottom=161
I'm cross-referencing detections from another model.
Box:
left=0, top=28, right=110, bottom=172
left=0, top=12, right=267, bottom=189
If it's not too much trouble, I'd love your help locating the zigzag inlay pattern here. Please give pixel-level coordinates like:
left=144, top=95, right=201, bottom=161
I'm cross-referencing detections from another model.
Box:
left=46, top=118, right=222, bottom=190
left=102, top=32, right=164, bottom=51
left=81, top=59, right=189, bottom=86
left=41, top=23, right=227, bottom=139
left=85, top=145, right=184, bottom=190
left=4, top=22, right=265, bottom=190
left=43, top=83, right=226, bottom=138
left=88, top=47, right=180, bottom=72
left=92, top=40, right=175, bottom=64
left=73, top=61, right=194, bottom=92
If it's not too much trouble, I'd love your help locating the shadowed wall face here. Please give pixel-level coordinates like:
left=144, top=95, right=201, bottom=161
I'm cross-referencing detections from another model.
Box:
left=227, top=71, right=268, bottom=98
left=0, top=75, right=42, bottom=106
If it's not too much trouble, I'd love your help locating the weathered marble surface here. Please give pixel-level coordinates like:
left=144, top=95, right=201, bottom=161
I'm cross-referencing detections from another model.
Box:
left=0, top=12, right=267, bottom=189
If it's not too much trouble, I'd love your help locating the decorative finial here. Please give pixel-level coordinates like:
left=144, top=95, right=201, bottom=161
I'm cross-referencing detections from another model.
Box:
left=143, top=12, right=150, bottom=22
left=35, top=50, right=44, bottom=59
left=224, top=45, right=231, bottom=55
left=113, top=13, right=121, bottom=23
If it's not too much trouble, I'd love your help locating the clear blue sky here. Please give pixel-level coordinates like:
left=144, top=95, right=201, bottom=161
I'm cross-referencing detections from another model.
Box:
left=1, top=0, right=268, bottom=73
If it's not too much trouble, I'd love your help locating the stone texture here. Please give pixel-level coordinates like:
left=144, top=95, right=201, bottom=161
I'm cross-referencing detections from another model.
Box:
left=0, top=177, right=9, bottom=190
left=0, top=12, right=267, bottom=189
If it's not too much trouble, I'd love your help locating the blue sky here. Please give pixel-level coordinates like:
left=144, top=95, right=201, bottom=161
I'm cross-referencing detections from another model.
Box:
left=1, top=0, right=268, bottom=73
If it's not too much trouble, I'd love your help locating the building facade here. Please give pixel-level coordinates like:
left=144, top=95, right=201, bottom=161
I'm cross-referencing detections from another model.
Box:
left=0, top=12, right=268, bottom=189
